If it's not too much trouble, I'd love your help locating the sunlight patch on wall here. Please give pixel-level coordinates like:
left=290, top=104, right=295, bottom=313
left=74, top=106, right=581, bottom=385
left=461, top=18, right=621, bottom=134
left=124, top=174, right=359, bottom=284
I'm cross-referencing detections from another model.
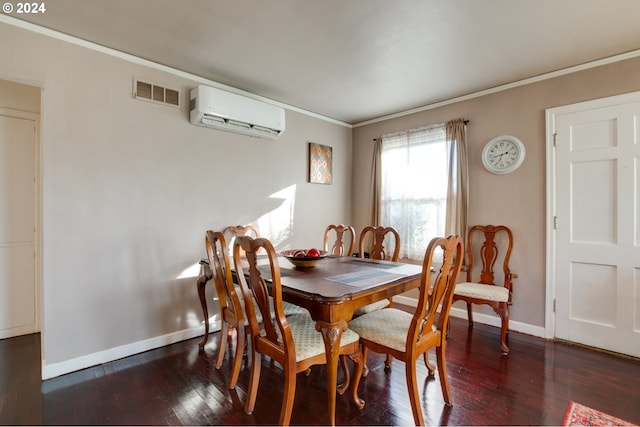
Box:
left=257, top=184, right=296, bottom=246
left=184, top=310, right=201, bottom=328
left=177, top=261, right=202, bottom=279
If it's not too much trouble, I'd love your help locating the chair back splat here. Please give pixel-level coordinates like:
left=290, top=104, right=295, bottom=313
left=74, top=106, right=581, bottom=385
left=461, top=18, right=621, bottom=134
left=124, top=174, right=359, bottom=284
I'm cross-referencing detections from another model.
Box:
left=323, top=224, right=356, bottom=257
left=358, top=225, right=400, bottom=261
left=469, top=225, right=513, bottom=287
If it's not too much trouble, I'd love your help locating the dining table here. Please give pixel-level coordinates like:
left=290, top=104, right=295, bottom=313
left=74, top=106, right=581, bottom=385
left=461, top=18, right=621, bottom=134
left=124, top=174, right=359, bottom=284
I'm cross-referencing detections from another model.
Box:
left=197, top=254, right=424, bottom=425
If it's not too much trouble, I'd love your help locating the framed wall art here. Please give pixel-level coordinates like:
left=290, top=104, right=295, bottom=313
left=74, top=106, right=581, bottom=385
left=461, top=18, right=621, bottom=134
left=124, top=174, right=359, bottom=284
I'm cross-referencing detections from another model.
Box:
left=308, top=142, right=333, bottom=184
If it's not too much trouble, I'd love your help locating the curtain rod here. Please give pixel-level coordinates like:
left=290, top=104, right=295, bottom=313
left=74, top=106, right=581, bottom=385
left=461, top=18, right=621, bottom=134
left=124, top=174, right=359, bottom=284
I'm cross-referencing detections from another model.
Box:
left=373, top=119, right=469, bottom=141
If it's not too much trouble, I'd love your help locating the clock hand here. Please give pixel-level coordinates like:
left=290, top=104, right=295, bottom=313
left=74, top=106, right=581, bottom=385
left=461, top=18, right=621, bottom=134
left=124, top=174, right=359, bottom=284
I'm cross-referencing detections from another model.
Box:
left=490, top=151, right=509, bottom=160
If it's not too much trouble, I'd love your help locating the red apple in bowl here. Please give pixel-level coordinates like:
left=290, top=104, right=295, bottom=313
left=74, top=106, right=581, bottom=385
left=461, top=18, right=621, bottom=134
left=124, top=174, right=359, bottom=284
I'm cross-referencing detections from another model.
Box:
left=306, top=248, right=321, bottom=258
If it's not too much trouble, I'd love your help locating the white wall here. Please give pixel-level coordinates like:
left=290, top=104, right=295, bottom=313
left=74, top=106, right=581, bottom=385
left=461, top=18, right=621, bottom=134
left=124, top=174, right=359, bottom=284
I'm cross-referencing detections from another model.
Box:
left=0, top=19, right=352, bottom=378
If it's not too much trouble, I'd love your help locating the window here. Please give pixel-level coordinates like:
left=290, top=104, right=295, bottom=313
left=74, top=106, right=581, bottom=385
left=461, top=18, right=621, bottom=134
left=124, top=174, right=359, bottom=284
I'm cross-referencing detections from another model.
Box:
left=380, top=125, right=447, bottom=260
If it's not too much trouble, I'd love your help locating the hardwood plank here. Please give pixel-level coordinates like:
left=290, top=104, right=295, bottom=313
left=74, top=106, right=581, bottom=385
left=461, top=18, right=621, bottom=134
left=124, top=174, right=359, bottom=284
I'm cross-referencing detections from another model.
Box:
left=1, top=316, right=639, bottom=425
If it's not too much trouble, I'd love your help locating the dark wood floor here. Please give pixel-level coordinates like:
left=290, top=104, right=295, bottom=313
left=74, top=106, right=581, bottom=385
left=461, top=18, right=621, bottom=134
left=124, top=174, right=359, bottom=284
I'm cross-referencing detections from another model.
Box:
left=2, top=315, right=640, bottom=426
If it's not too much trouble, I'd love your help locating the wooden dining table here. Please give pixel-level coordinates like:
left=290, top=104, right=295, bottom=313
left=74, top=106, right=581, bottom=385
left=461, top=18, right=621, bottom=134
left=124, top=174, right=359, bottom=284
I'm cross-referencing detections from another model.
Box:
left=197, top=255, right=423, bottom=425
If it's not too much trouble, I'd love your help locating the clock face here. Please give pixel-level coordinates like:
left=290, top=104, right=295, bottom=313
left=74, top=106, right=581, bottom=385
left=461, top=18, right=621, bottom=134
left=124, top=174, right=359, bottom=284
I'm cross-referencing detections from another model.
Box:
left=482, top=135, right=525, bottom=174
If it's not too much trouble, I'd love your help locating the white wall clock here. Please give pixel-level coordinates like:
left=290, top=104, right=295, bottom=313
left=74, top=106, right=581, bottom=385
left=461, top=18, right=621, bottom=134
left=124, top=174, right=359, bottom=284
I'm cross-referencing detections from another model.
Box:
left=481, top=135, right=526, bottom=174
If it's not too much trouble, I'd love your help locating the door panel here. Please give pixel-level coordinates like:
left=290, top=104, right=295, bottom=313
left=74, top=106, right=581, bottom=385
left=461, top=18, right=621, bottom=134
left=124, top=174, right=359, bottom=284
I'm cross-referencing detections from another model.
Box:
left=569, top=262, right=616, bottom=326
left=571, top=159, right=615, bottom=244
left=553, top=99, right=640, bottom=358
left=0, top=113, right=37, bottom=339
left=0, top=245, right=35, bottom=332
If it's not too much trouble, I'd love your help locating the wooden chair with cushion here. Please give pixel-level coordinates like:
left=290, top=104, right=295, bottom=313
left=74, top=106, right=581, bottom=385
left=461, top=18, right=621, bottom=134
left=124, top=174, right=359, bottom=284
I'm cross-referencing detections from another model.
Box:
left=349, top=235, right=464, bottom=426
left=198, top=225, right=257, bottom=350
left=205, top=230, right=249, bottom=389
left=453, top=224, right=515, bottom=354
left=205, top=229, right=309, bottom=389
left=323, top=224, right=356, bottom=256
left=352, top=225, right=401, bottom=316
left=233, top=235, right=365, bottom=425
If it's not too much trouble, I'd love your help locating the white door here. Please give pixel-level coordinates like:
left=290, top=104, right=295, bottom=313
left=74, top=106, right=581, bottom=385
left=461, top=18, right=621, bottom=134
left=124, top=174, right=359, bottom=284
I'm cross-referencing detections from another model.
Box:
left=0, top=111, right=37, bottom=339
left=549, top=93, right=640, bottom=358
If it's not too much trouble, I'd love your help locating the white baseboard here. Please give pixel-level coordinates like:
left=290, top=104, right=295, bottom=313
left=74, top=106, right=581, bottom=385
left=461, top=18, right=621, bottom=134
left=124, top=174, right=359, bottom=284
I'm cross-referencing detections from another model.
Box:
left=41, top=295, right=547, bottom=380
left=42, top=320, right=222, bottom=380
left=393, top=295, right=545, bottom=338
left=0, top=323, right=38, bottom=340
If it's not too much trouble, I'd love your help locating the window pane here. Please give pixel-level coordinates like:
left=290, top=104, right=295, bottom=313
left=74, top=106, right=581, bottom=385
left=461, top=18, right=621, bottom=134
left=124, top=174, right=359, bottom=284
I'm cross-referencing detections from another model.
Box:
left=380, top=125, right=447, bottom=260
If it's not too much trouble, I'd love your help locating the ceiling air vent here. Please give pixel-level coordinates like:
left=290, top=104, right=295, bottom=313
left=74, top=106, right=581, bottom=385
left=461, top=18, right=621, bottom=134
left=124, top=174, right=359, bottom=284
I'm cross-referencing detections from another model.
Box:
left=133, top=78, right=181, bottom=108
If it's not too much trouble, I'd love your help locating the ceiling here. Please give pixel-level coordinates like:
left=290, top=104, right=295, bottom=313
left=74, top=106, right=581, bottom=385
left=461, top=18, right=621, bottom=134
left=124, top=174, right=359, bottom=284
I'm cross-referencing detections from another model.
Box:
left=12, top=0, right=640, bottom=125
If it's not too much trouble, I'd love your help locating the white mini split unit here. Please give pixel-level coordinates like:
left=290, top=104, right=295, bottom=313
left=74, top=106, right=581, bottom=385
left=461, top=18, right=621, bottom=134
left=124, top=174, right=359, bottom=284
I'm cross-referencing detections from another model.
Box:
left=189, top=85, right=285, bottom=139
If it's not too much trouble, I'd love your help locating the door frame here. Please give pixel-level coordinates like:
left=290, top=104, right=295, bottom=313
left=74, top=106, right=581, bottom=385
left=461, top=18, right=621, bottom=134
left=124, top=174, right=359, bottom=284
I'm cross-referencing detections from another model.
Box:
left=0, top=107, right=41, bottom=337
left=544, top=90, right=640, bottom=340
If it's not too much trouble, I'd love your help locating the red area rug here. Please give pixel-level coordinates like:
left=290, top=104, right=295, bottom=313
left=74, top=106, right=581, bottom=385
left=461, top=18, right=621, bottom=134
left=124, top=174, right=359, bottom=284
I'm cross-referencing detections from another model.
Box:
left=563, top=401, right=637, bottom=426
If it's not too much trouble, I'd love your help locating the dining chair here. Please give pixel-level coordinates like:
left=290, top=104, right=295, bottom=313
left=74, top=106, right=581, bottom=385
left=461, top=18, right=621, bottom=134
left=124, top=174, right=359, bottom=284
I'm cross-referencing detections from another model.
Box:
left=323, top=224, right=356, bottom=256
left=348, top=234, right=464, bottom=426
left=233, top=235, right=365, bottom=426
left=353, top=225, right=401, bottom=316
left=197, top=226, right=258, bottom=350
left=452, top=224, right=516, bottom=354
left=205, top=230, right=308, bottom=389
left=205, top=230, right=248, bottom=389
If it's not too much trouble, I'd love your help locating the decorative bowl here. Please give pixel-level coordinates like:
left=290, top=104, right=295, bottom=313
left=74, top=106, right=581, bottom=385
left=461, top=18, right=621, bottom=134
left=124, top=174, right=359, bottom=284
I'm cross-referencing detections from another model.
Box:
left=280, top=249, right=328, bottom=268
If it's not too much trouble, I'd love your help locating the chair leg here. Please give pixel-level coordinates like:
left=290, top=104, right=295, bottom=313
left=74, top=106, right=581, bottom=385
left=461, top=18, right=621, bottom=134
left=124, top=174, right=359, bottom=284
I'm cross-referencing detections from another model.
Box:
left=348, top=350, right=365, bottom=409
left=494, top=304, right=510, bottom=354
left=405, top=356, right=424, bottom=426
left=197, top=273, right=211, bottom=349
left=384, top=353, right=393, bottom=369
left=279, top=366, right=297, bottom=426
left=228, top=325, right=245, bottom=389
left=337, top=355, right=350, bottom=395
left=423, top=351, right=435, bottom=376
left=214, top=321, right=229, bottom=369
left=361, top=346, right=370, bottom=377
left=436, top=343, right=453, bottom=406
left=466, top=302, right=474, bottom=326
left=244, top=347, right=261, bottom=415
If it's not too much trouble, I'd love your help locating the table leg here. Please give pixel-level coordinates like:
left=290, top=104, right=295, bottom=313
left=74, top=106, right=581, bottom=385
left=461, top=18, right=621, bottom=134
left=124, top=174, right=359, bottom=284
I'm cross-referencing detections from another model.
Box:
left=315, top=319, right=347, bottom=426
left=197, top=265, right=212, bottom=349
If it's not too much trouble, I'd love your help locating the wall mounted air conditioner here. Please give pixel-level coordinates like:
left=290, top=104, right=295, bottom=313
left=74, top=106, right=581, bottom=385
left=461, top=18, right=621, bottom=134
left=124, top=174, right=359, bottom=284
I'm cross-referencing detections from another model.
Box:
left=189, top=85, right=285, bottom=139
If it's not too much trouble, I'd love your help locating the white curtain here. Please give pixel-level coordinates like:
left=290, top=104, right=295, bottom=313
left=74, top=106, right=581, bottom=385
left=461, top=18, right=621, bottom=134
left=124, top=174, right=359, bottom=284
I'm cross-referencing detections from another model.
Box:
left=380, top=124, right=447, bottom=260
left=375, top=120, right=468, bottom=260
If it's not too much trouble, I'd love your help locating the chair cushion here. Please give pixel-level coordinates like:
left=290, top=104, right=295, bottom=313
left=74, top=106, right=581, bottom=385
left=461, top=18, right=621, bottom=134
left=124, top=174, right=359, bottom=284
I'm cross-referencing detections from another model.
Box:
left=352, top=299, right=391, bottom=317
left=283, top=301, right=310, bottom=316
left=273, top=314, right=360, bottom=362
left=454, top=282, right=509, bottom=302
left=348, top=308, right=413, bottom=353
left=233, top=285, right=309, bottom=325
